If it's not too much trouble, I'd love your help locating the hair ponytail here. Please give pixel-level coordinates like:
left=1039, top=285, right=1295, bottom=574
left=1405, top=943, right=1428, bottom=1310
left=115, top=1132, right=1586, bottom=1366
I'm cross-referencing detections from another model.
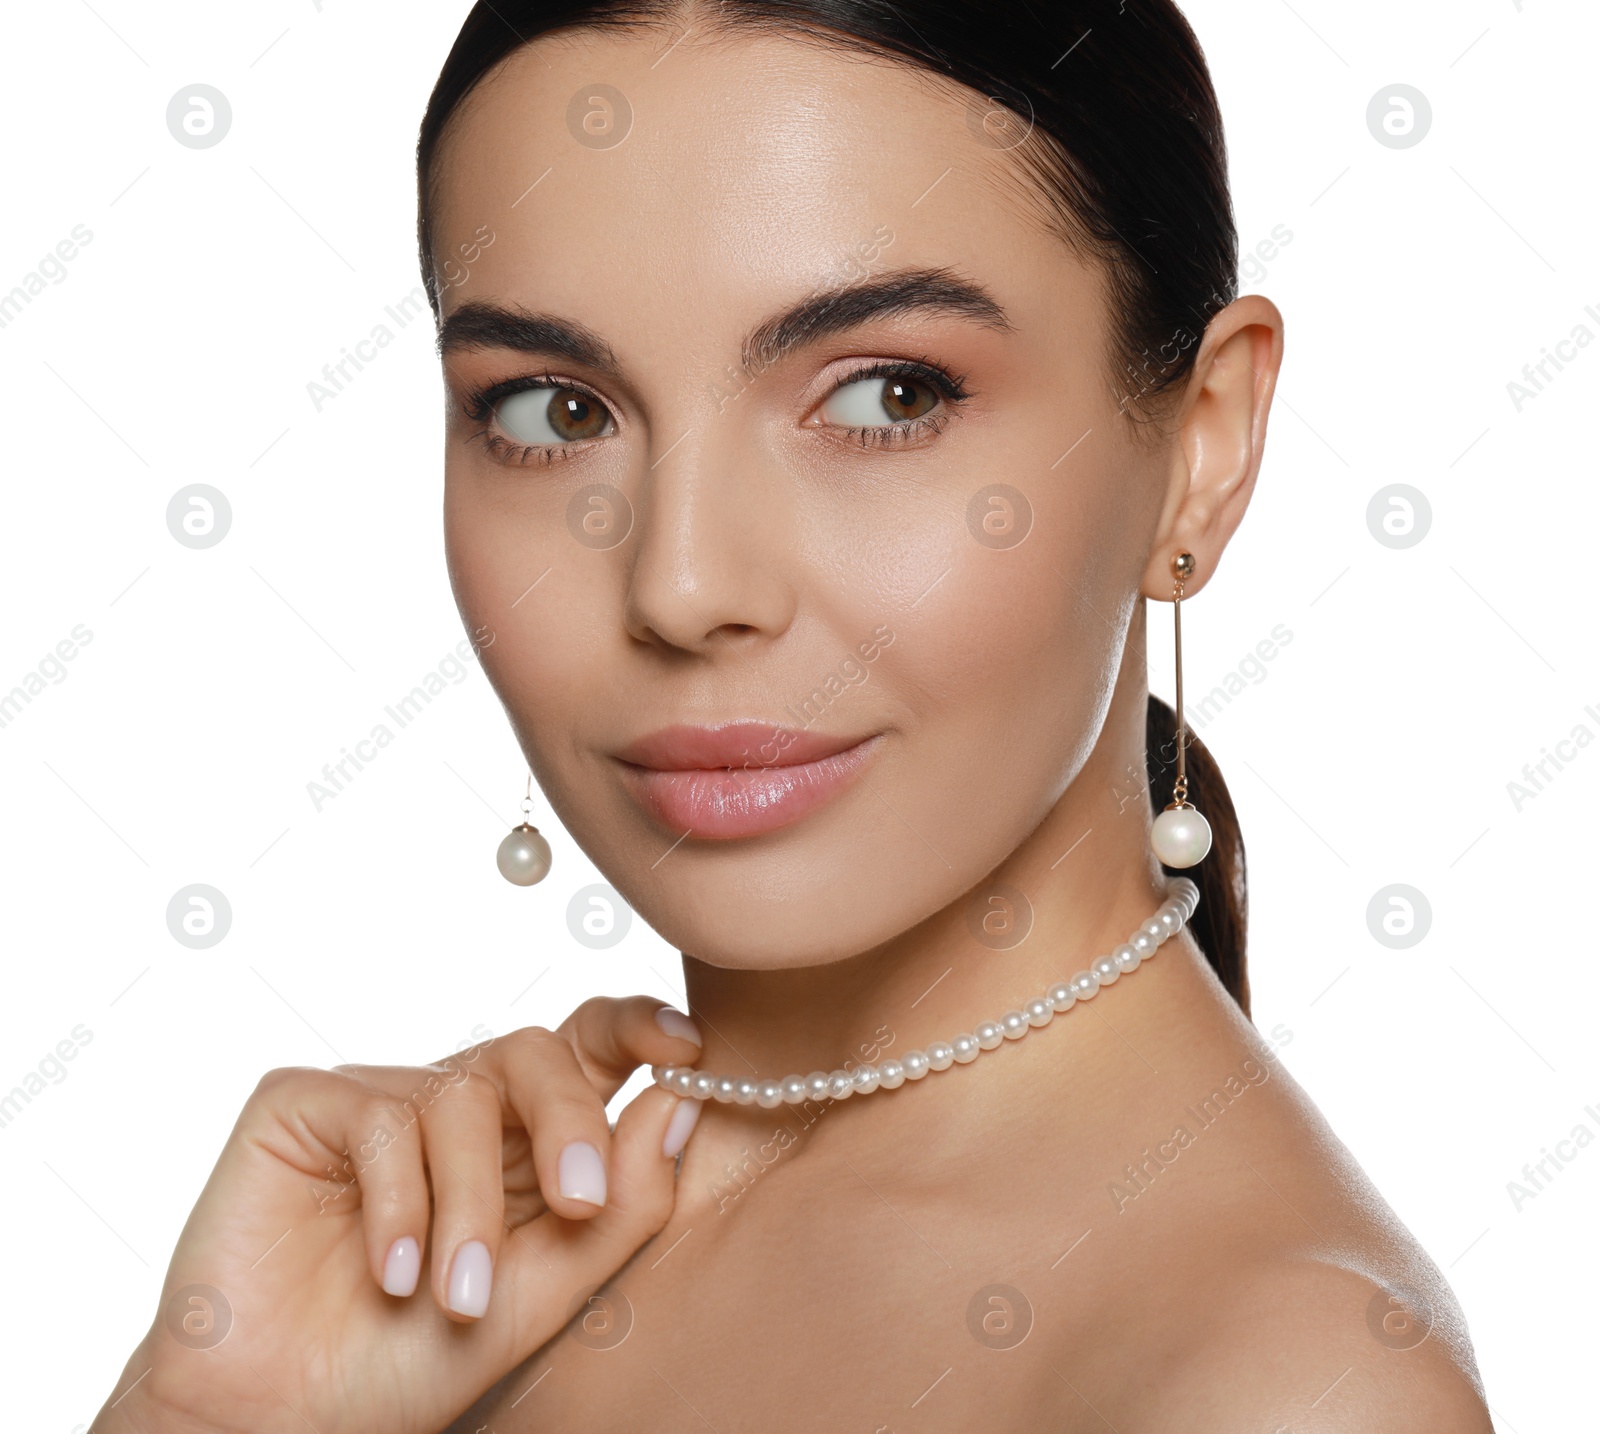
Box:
left=1146, top=694, right=1249, bottom=1014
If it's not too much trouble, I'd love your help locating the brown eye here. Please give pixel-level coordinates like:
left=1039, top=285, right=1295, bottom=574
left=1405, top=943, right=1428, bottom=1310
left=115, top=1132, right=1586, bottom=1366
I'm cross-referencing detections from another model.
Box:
left=496, top=386, right=614, bottom=445
left=819, top=375, right=939, bottom=428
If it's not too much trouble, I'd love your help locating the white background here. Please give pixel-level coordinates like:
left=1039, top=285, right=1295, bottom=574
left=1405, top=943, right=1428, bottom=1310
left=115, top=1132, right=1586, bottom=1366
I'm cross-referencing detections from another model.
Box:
left=0, top=2, right=1592, bottom=1428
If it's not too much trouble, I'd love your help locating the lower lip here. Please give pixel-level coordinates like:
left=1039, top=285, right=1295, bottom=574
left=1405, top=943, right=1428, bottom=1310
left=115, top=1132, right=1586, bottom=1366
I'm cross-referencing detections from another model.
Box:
left=615, top=734, right=882, bottom=840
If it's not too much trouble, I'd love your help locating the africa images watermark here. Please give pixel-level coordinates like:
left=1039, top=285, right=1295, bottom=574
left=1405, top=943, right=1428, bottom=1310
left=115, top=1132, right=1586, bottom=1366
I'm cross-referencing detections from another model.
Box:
left=1504, top=299, right=1600, bottom=413
left=707, top=1025, right=895, bottom=1216
left=709, top=223, right=896, bottom=413
left=1505, top=1100, right=1600, bottom=1213
left=310, top=1025, right=495, bottom=1213
left=712, top=624, right=895, bottom=790
left=1505, top=701, right=1600, bottom=812
left=1106, top=1027, right=1294, bottom=1213
left=1118, top=225, right=1294, bottom=414
left=0, top=1024, right=95, bottom=1132
left=0, top=623, right=95, bottom=731
left=0, top=223, right=94, bottom=331
left=305, top=282, right=436, bottom=413
left=305, top=625, right=495, bottom=811
left=1188, top=622, right=1295, bottom=732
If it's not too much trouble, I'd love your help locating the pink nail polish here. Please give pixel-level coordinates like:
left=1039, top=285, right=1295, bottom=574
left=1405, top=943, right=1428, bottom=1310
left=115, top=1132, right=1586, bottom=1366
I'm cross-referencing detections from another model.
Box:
left=382, top=1236, right=420, bottom=1296
left=654, top=1006, right=703, bottom=1047
left=662, top=1097, right=702, bottom=1158
left=447, top=1239, right=493, bottom=1317
left=558, top=1140, right=608, bottom=1205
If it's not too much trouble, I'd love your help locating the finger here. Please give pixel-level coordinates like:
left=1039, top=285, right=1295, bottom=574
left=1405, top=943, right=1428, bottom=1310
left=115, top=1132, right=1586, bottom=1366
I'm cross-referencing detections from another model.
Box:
left=250, top=1068, right=430, bottom=1301
left=411, top=1060, right=507, bottom=1322
left=487, top=1084, right=700, bottom=1369
left=494, top=1027, right=618, bottom=1222
left=349, top=1091, right=430, bottom=1301
left=554, top=995, right=705, bottom=1101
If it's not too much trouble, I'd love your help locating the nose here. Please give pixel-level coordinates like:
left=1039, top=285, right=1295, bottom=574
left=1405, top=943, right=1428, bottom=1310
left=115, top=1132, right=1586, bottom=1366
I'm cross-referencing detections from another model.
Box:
left=621, top=426, right=797, bottom=656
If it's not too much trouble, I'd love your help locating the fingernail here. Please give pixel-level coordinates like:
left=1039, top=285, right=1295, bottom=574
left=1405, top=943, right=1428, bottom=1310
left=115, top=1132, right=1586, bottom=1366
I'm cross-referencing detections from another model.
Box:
left=382, top=1235, right=420, bottom=1297
left=447, top=1239, right=493, bottom=1318
left=654, top=1006, right=702, bottom=1047
left=662, top=1097, right=702, bottom=1158
left=558, top=1140, right=608, bottom=1206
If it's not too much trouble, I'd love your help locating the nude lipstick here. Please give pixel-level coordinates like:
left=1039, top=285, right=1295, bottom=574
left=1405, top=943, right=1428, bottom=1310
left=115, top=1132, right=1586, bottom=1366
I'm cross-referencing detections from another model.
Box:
left=613, top=721, right=882, bottom=839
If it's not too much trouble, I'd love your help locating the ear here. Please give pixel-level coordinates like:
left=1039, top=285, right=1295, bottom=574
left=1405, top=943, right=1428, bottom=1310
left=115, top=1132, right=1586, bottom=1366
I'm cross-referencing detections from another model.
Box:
left=1138, top=294, right=1285, bottom=600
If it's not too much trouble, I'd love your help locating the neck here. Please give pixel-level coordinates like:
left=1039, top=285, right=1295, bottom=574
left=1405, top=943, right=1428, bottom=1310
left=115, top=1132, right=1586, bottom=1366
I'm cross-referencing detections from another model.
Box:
left=678, top=821, right=1167, bottom=1084
left=671, top=659, right=1183, bottom=1172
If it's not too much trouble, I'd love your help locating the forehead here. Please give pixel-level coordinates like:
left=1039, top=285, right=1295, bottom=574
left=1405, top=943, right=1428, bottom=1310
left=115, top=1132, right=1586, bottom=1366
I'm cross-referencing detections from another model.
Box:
left=428, top=26, right=1089, bottom=335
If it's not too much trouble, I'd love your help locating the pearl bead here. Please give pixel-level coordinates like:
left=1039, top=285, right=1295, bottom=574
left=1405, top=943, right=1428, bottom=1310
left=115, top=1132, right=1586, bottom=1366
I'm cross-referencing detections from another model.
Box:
left=850, top=1064, right=881, bottom=1094
left=1152, top=805, right=1212, bottom=868
left=496, top=824, right=552, bottom=885
left=1069, top=970, right=1100, bottom=1000
left=641, top=885, right=1193, bottom=1106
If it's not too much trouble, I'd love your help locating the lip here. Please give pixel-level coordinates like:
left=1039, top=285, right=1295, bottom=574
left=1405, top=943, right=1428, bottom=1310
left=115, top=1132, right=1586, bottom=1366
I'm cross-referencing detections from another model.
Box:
left=613, top=722, right=883, bottom=839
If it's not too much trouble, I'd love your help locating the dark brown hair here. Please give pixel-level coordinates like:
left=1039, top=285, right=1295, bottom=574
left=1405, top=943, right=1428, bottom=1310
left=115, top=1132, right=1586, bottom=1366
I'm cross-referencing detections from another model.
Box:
left=1147, top=695, right=1248, bottom=1013
left=417, top=0, right=1250, bottom=1006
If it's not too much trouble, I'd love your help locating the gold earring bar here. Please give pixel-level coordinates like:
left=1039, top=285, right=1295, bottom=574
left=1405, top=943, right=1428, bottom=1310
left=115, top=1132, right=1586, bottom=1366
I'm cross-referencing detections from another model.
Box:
left=1170, top=551, right=1195, bottom=810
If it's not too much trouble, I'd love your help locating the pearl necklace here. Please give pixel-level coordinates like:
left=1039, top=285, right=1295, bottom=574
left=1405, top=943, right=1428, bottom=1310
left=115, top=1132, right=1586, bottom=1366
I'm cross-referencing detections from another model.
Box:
left=652, top=876, right=1199, bottom=1107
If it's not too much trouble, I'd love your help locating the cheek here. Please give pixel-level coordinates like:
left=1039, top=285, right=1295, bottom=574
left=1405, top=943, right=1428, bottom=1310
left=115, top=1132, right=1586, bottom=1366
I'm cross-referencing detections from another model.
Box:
left=891, top=458, right=1131, bottom=703
left=872, top=469, right=1137, bottom=837
left=444, top=469, right=615, bottom=734
left=900, top=537, right=1126, bottom=744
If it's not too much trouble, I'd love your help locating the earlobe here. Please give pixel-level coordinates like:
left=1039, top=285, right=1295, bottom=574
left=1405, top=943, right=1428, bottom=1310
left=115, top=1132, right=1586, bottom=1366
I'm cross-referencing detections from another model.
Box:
left=1138, top=295, right=1285, bottom=602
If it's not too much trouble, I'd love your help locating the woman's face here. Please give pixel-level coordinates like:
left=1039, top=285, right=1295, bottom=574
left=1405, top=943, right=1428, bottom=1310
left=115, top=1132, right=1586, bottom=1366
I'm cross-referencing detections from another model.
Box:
left=432, top=27, right=1174, bottom=968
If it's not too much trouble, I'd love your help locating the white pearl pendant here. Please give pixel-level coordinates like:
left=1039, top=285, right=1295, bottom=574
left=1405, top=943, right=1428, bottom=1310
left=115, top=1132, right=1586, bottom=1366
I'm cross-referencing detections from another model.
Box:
left=497, top=823, right=552, bottom=885
left=1151, top=804, right=1211, bottom=869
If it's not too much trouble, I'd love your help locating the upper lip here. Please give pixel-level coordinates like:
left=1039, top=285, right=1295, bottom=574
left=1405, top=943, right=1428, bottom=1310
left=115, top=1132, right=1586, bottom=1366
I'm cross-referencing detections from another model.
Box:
left=615, top=722, right=875, bottom=771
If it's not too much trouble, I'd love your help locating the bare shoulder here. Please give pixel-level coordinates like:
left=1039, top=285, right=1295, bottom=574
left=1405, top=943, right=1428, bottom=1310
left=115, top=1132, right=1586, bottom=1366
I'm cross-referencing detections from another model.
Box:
left=1123, top=1248, right=1493, bottom=1431
left=1081, top=989, right=1496, bottom=1430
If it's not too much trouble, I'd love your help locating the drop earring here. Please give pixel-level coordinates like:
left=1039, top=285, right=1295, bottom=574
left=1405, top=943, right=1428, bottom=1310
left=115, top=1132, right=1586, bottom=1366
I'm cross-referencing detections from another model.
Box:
left=1151, top=551, right=1213, bottom=869
left=497, top=771, right=552, bottom=886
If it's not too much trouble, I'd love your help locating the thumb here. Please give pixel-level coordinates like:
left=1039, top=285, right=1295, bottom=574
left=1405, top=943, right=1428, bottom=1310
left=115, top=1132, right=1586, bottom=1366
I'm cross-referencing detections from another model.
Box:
left=485, top=1084, right=700, bottom=1364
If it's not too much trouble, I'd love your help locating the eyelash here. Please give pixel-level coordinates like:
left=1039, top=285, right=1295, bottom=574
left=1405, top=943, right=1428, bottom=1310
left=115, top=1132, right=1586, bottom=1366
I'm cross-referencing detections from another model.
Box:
left=459, top=357, right=972, bottom=468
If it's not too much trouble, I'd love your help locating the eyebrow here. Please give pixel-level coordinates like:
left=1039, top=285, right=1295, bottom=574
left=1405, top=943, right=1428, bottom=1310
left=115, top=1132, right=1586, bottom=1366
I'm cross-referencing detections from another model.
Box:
left=437, top=266, right=1014, bottom=378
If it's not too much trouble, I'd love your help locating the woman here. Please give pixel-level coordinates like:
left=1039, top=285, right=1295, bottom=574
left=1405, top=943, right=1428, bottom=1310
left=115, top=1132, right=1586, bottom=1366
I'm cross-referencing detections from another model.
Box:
left=95, top=1, right=1493, bottom=1429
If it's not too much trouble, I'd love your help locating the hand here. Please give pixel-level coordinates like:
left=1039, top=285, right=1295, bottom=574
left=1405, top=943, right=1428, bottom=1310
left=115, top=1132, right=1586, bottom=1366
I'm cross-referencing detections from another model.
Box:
left=92, top=997, right=706, bottom=1434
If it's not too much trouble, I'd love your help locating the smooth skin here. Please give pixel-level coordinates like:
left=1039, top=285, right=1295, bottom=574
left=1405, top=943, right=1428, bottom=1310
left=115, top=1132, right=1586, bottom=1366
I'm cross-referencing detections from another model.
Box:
left=98, top=13, right=1494, bottom=1434
left=92, top=1001, right=707, bottom=1433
